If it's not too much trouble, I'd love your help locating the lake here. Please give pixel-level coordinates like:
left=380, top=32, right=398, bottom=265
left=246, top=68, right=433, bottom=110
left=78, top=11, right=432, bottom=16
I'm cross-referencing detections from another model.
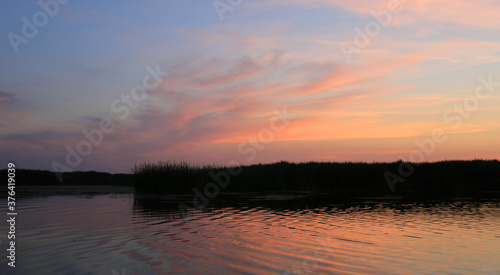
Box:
left=1, top=186, right=499, bottom=274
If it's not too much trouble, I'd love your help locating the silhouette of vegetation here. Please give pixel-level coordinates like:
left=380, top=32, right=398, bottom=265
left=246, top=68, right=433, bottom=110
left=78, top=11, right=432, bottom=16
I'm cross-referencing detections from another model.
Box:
left=133, top=159, right=500, bottom=195
left=0, top=169, right=134, bottom=186
left=132, top=160, right=222, bottom=193
left=5, top=160, right=500, bottom=196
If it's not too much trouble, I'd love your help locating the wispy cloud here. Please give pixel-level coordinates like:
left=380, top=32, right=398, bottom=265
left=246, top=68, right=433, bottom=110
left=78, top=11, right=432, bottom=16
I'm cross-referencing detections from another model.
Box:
left=1, top=1, right=499, bottom=171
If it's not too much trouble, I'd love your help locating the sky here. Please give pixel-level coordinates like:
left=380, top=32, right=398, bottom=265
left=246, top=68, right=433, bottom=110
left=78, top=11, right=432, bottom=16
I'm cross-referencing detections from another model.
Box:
left=1, top=0, right=500, bottom=173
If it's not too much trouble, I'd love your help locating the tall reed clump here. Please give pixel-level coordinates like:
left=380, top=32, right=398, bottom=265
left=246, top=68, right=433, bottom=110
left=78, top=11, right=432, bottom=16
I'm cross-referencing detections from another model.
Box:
left=132, top=160, right=221, bottom=194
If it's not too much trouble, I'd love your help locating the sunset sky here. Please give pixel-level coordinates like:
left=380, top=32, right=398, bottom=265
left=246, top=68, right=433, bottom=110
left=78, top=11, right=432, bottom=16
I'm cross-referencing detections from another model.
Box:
left=1, top=0, right=500, bottom=173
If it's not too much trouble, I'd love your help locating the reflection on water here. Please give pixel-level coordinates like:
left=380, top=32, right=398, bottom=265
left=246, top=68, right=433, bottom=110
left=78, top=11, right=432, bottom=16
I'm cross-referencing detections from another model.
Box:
left=0, top=186, right=499, bottom=274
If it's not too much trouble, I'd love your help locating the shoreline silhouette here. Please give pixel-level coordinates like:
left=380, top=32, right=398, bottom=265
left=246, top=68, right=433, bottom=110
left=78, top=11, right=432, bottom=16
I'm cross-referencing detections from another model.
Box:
left=4, top=159, right=499, bottom=197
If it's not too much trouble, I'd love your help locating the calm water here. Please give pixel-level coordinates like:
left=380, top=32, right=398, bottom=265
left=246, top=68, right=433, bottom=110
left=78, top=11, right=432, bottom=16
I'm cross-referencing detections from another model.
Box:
left=1, top=187, right=499, bottom=274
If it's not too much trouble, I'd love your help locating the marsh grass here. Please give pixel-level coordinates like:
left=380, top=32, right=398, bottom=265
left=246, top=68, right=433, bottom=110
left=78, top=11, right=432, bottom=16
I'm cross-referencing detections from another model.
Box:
left=132, top=159, right=500, bottom=195
left=132, top=160, right=222, bottom=193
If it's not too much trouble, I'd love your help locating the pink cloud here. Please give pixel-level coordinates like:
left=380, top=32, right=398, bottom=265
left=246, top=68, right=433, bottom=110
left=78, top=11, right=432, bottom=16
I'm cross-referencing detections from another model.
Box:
left=251, top=0, right=500, bottom=29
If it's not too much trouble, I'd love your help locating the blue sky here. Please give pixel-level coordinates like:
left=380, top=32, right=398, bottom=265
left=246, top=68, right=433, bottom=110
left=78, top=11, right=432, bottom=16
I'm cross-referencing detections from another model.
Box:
left=1, top=0, right=500, bottom=173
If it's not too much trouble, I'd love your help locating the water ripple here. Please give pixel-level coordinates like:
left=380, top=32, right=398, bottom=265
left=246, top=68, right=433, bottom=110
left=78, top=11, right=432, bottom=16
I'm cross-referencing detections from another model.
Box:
left=0, top=188, right=499, bottom=274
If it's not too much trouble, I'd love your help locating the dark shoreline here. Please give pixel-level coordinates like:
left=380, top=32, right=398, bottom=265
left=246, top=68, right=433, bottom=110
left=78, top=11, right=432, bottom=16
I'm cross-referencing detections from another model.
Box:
left=133, top=160, right=500, bottom=196
left=0, top=169, right=134, bottom=186
left=3, top=159, right=500, bottom=197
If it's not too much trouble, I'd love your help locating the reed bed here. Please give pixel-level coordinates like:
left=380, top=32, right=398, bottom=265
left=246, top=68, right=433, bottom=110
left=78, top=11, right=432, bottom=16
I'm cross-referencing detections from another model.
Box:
left=132, top=159, right=500, bottom=195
